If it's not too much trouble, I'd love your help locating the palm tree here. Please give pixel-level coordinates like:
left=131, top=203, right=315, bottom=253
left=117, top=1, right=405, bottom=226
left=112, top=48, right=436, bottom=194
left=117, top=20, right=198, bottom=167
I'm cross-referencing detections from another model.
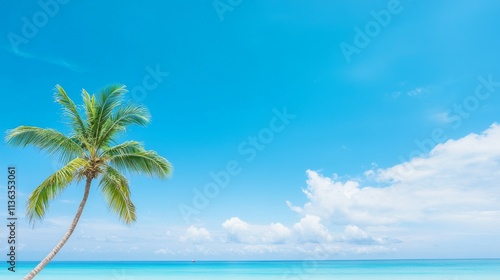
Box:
left=5, top=85, right=172, bottom=279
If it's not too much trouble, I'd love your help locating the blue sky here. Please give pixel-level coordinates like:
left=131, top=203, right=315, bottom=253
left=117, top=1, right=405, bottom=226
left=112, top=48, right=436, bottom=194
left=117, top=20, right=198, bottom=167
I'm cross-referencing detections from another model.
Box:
left=1, top=0, right=500, bottom=261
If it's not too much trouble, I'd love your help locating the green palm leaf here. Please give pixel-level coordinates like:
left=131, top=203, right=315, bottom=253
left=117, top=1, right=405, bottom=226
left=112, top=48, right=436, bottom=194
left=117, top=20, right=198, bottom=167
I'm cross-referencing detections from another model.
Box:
left=27, top=157, right=88, bottom=222
left=54, top=85, right=87, bottom=137
left=91, top=85, right=127, bottom=146
left=107, top=148, right=172, bottom=179
left=82, top=89, right=96, bottom=125
left=102, top=141, right=146, bottom=157
left=99, top=165, right=136, bottom=224
left=97, top=103, right=151, bottom=147
left=5, top=126, right=84, bottom=163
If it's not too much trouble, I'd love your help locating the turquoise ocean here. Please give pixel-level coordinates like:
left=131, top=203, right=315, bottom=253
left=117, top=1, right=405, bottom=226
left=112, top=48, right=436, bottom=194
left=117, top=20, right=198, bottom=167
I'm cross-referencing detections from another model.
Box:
left=1, top=259, right=499, bottom=279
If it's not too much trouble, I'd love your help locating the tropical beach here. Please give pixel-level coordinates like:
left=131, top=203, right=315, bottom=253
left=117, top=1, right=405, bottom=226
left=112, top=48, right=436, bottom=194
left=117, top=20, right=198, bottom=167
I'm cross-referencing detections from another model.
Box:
left=2, top=0, right=500, bottom=279
left=0, top=260, right=499, bottom=279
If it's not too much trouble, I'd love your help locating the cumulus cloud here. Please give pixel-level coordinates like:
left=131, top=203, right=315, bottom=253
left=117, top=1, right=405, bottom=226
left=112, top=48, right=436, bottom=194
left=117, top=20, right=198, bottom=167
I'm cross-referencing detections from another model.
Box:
left=287, top=124, right=500, bottom=229
left=293, top=215, right=332, bottom=243
left=343, top=225, right=375, bottom=244
left=342, top=225, right=399, bottom=246
left=220, top=125, right=500, bottom=256
left=222, top=217, right=292, bottom=244
left=180, top=226, right=212, bottom=243
left=222, top=217, right=253, bottom=243
left=218, top=217, right=394, bottom=256
left=263, top=223, right=293, bottom=244
left=286, top=172, right=364, bottom=224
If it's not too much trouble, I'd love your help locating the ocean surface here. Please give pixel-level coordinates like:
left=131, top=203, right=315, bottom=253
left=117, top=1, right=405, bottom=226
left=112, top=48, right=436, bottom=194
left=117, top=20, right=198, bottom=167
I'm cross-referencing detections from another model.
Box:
left=1, top=259, right=499, bottom=280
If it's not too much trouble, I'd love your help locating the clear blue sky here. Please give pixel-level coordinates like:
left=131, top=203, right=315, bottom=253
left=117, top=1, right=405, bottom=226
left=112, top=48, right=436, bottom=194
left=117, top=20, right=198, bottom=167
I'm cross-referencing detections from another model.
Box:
left=1, top=0, right=500, bottom=261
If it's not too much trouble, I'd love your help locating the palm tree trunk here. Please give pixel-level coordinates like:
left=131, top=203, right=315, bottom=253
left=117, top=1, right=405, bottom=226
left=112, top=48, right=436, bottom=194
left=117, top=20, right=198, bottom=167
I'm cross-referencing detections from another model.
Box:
left=23, top=176, right=93, bottom=280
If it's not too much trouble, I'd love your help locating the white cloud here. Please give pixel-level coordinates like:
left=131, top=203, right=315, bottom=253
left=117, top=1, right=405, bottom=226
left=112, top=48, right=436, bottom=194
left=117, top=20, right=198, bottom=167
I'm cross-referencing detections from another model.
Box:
left=293, top=215, right=332, bottom=243
left=222, top=217, right=292, bottom=244
left=180, top=226, right=211, bottom=243
left=286, top=201, right=303, bottom=214
left=376, top=123, right=500, bottom=185
left=222, top=217, right=252, bottom=243
left=218, top=217, right=394, bottom=256
left=287, top=172, right=361, bottom=224
left=287, top=124, right=500, bottom=230
left=263, top=223, right=292, bottom=244
left=342, top=225, right=398, bottom=246
left=344, top=225, right=371, bottom=242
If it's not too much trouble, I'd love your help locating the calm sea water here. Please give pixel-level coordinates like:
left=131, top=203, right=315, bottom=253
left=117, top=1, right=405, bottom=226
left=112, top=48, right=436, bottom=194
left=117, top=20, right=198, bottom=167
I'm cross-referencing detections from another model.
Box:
left=1, top=259, right=499, bottom=280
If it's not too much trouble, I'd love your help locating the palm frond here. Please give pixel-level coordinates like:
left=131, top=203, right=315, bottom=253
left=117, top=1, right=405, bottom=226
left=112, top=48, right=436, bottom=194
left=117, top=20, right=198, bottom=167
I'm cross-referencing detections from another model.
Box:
left=5, top=126, right=84, bottom=163
left=82, top=89, right=97, bottom=148
left=26, top=157, right=88, bottom=223
left=97, top=104, right=151, bottom=147
left=92, top=85, right=127, bottom=146
left=101, top=141, right=145, bottom=157
left=99, top=165, right=136, bottom=224
left=106, top=144, right=172, bottom=179
left=54, top=85, right=87, bottom=137
left=82, top=89, right=96, bottom=125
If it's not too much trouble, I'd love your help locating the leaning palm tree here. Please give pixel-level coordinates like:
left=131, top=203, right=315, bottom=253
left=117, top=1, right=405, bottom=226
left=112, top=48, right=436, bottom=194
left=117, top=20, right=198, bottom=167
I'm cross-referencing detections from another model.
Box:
left=5, top=85, right=172, bottom=279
